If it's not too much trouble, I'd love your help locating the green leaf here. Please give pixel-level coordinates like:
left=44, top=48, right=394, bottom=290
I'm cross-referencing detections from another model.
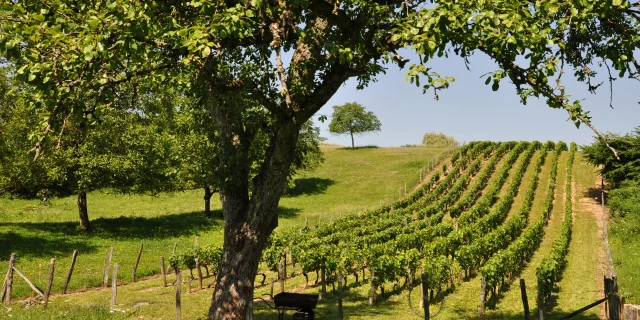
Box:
left=83, top=44, right=95, bottom=54
left=202, top=46, right=211, bottom=57
left=613, top=0, right=622, bottom=6
left=492, top=81, right=499, bottom=91
left=485, top=76, right=491, bottom=85
left=28, top=73, right=36, bottom=81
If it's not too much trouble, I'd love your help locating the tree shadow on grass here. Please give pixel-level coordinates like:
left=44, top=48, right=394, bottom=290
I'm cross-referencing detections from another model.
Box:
left=277, top=207, right=301, bottom=219
left=0, top=210, right=223, bottom=241
left=0, top=231, right=98, bottom=259
left=284, top=178, right=336, bottom=197
left=584, top=187, right=605, bottom=202
left=1, top=206, right=302, bottom=241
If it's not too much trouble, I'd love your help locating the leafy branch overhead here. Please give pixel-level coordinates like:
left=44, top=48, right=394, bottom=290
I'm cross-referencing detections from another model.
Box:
left=394, top=0, right=640, bottom=159
left=2, top=1, right=638, bottom=157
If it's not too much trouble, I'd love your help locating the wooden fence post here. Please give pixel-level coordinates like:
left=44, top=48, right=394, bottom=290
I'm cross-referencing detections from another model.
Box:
left=0, top=268, right=8, bottom=303
left=110, top=263, right=118, bottom=312
left=606, top=276, right=622, bottom=320
left=321, top=261, right=326, bottom=295
left=279, top=266, right=285, bottom=294
left=132, top=243, right=143, bottom=282
left=172, top=243, right=178, bottom=254
left=63, top=250, right=78, bottom=294
left=195, top=258, right=203, bottom=290
left=338, top=273, right=344, bottom=320
left=103, top=247, right=113, bottom=288
left=5, top=253, right=15, bottom=305
left=283, top=252, right=287, bottom=281
left=270, top=278, right=275, bottom=299
left=519, top=279, right=530, bottom=320
left=44, top=258, right=55, bottom=308
left=12, top=267, right=43, bottom=297
left=160, top=256, right=167, bottom=287
left=537, top=279, right=544, bottom=320
left=187, top=270, right=192, bottom=293
left=176, top=268, right=182, bottom=320
left=478, top=276, right=486, bottom=316
left=422, top=273, right=430, bottom=320
left=369, top=267, right=376, bottom=305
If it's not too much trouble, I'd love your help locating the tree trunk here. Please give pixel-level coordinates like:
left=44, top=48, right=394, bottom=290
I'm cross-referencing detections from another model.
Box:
left=204, top=186, right=214, bottom=219
left=78, top=191, right=90, bottom=231
left=206, top=100, right=300, bottom=319
left=350, top=131, right=354, bottom=148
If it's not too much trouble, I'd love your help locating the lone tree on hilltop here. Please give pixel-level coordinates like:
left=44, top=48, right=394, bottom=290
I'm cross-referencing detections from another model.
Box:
left=329, top=102, right=382, bottom=148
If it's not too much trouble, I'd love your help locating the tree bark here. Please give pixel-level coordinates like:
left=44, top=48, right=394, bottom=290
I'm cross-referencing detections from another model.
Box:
left=350, top=131, right=354, bottom=148
left=204, top=186, right=214, bottom=219
left=78, top=191, right=90, bottom=231
left=206, top=92, right=301, bottom=319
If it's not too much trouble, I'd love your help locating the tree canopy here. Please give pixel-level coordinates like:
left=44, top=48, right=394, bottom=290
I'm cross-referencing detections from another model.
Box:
left=2, top=0, right=640, bottom=318
left=329, top=102, right=381, bottom=148
left=422, top=132, right=459, bottom=147
left=582, top=127, right=640, bottom=188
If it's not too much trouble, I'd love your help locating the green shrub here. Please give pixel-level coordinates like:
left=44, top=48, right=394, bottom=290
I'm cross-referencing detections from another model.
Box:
left=422, top=132, right=459, bottom=147
left=609, top=181, right=640, bottom=218
left=169, top=244, right=223, bottom=273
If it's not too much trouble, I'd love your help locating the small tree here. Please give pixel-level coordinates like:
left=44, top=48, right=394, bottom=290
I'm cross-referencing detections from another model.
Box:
left=329, top=102, right=382, bottom=148
left=422, top=132, right=459, bottom=147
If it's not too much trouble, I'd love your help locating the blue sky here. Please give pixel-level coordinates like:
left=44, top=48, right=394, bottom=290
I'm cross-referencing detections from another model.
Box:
left=315, top=50, right=639, bottom=147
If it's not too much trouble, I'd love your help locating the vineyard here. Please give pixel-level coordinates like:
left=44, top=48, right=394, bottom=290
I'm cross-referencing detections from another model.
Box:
left=252, top=140, right=604, bottom=319
left=1, top=141, right=607, bottom=319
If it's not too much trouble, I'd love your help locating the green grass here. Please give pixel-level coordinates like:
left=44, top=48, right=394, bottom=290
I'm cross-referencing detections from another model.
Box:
left=0, top=144, right=447, bottom=300
left=608, top=170, right=640, bottom=304
left=610, top=217, right=640, bottom=304
left=551, top=153, right=602, bottom=317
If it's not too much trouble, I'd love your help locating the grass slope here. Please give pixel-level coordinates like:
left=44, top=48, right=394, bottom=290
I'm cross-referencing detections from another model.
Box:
left=0, top=145, right=446, bottom=299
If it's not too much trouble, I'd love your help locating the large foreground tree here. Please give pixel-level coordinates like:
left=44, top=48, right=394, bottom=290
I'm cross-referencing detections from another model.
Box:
left=2, top=0, right=639, bottom=318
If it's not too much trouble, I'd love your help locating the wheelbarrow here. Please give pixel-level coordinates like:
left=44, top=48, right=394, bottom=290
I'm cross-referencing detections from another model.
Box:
left=259, top=292, right=319, bottom=320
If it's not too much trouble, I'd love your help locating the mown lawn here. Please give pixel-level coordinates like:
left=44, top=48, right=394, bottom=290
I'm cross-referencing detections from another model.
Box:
left=0, top=144, right=448, bottom=300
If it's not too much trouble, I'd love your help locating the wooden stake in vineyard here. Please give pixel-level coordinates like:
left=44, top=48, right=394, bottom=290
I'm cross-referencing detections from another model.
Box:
left=4, top=253, right=15, bottom=305
left=110, top=263, right=118, bottom=312
left=132, top=243, right=143, bottom=282
left=160, top=256, right=167, bottom=287
left=103, top=247, right=113, bottom=288
left=176, top=268, right=182, bottom=320
left=63, top=250, right=78, bottom=294
left=43, top=258, right=55, bottom=308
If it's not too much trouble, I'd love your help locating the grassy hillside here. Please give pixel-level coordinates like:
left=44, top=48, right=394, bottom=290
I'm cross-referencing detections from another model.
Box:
left=0, top=143, right=608, bottom=320
left=0, top=144, right=448, bottom=299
